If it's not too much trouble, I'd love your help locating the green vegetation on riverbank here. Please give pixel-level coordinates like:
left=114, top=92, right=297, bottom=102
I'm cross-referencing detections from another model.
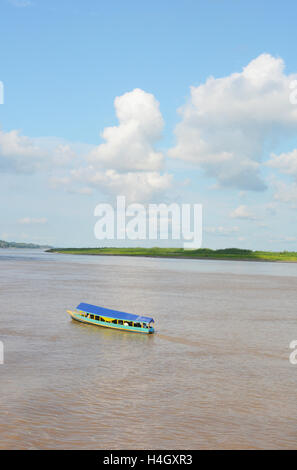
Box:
left=46, top=247, right=297, bottom=262
left=0, top=240, right=51, bottom=249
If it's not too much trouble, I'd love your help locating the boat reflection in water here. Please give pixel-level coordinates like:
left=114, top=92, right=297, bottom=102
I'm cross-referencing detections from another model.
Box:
left=67, top=302, right=155, bottom=334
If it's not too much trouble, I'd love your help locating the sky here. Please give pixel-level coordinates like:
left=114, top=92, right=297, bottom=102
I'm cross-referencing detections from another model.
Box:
left=1, top=0, right=297, bottom=249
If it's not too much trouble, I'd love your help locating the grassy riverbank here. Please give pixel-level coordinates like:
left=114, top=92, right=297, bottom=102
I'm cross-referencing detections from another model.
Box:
left=46, top=247, right=297, bottom=262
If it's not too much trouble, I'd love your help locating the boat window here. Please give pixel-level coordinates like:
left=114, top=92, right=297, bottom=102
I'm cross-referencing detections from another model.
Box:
left=112, top=319, right=117, bottom=324
left=118, top=320, right=123, bottom=325
left=90, top=315, right=94, bottom=320
left=134, top=322, right=141, bottom=328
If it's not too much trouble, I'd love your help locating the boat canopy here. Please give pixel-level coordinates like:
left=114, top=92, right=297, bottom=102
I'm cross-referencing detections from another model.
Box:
left=76, top=302, right=154, bottom=323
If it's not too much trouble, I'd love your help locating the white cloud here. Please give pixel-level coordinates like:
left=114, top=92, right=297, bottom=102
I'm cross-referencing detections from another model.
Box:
left=230, top=205, right=257, bottom=220
left=0, top=129, right=79, bottom=173
left=88, top=88, right=164, bottom=172
left=55, top=88, right=173, bottom=202
left=0, top=89, right=172, bottom=202
left=52, top=144, right=76, bottom=166
left=18, top=217, right=47, bottom=225
left=0, top=129, right=47, bottom=172
left=169, top=54, right=297, bottom=190
left=273, top=180, right=297, bottom=208
left=68, top=167, right=173, bottom=202
left=268, top=234, right=297, bottom=244
left=267, top=149, right=297, bottom=177
left=205, top=225, right=239, bottom=236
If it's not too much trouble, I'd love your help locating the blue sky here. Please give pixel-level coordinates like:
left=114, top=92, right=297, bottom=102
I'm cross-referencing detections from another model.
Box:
left=1, top=0, right=297, bottom=249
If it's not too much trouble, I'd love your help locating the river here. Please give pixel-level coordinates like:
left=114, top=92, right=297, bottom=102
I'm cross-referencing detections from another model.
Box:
left=1, top=249, right=297, bottom=449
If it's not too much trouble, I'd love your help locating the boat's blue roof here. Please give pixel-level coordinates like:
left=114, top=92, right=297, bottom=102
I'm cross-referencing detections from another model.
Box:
left=76, top=302, right=154, bottom=323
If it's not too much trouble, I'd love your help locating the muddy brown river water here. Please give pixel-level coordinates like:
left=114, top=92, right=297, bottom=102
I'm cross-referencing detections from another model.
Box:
left=1, top=249, right=297, bottom=449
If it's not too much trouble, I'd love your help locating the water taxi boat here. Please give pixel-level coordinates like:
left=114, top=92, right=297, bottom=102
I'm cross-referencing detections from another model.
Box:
left=67, top=302, right=155, bottom=334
